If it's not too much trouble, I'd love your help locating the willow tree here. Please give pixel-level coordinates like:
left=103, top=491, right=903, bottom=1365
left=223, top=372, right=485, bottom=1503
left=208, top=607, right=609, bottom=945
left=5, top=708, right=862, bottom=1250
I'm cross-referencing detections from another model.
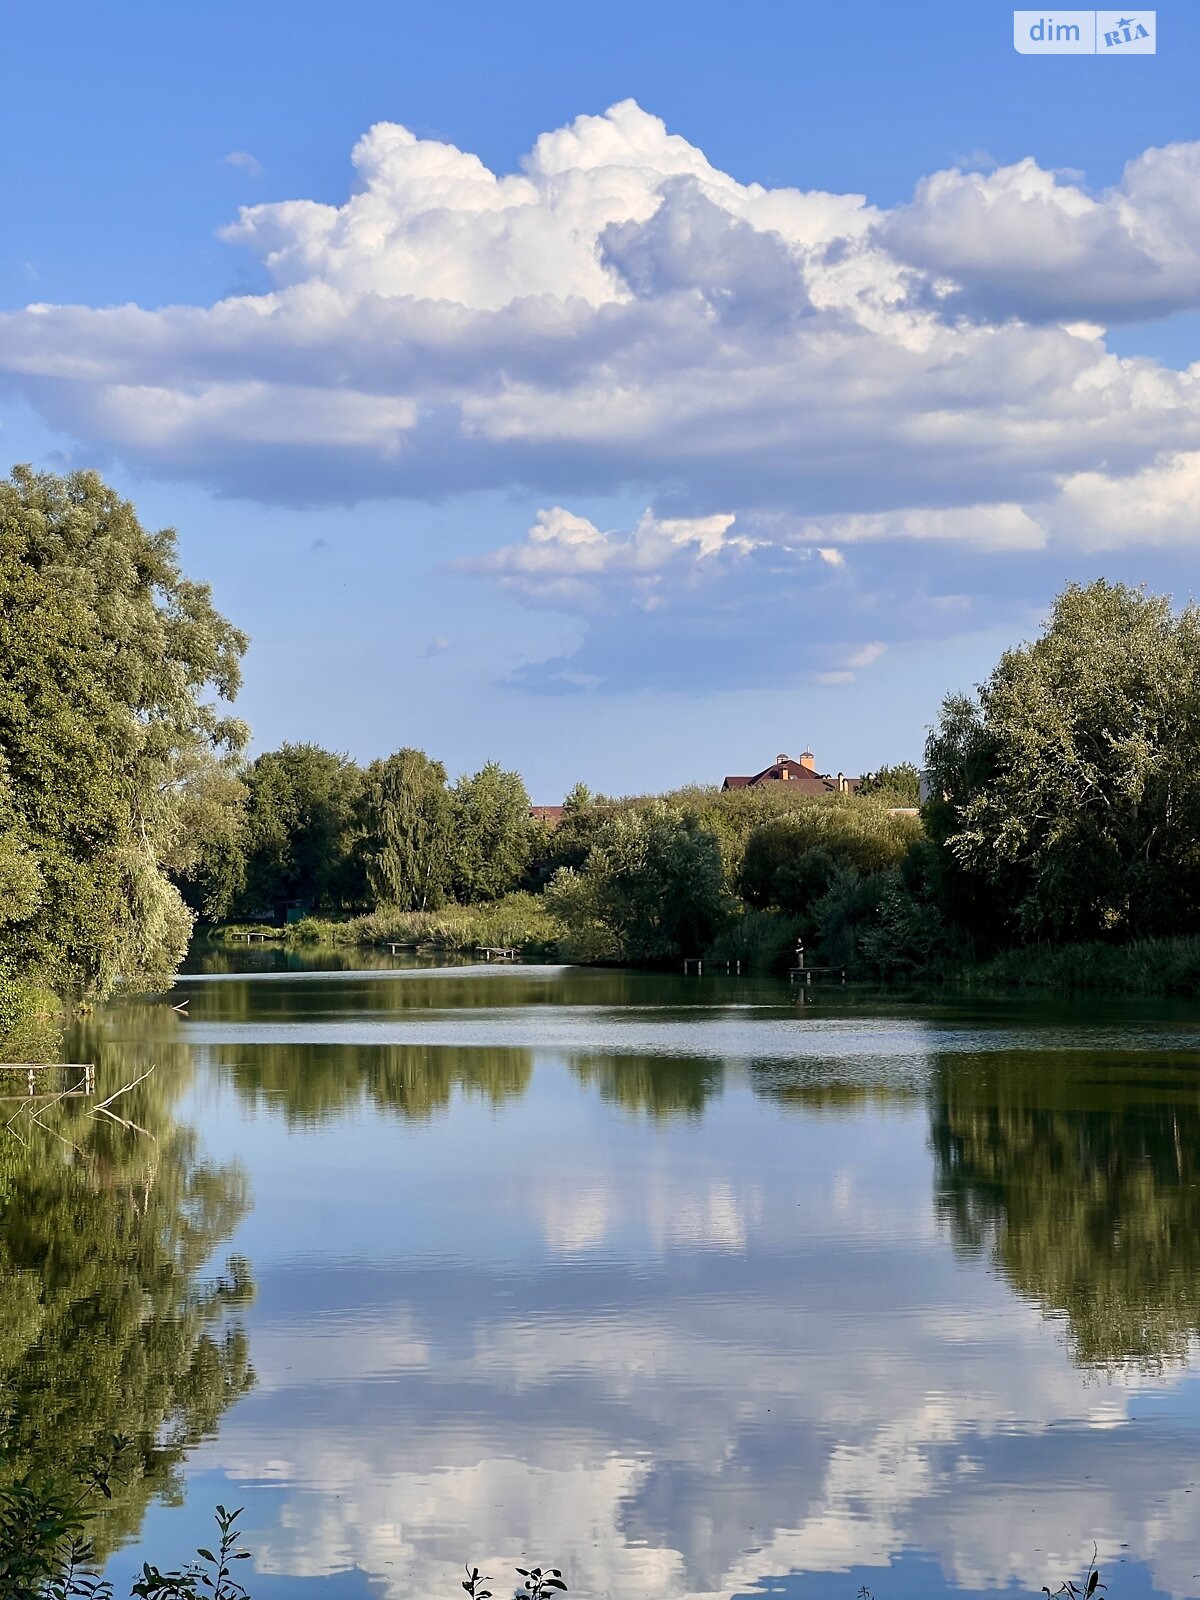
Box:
left=0, top=467, right=248, bottom=1002
left=925, top=580, right=1200, bottom=946
left=449, top=762, right=534, bottom=902
left=359, top=748, right=453, bottom=910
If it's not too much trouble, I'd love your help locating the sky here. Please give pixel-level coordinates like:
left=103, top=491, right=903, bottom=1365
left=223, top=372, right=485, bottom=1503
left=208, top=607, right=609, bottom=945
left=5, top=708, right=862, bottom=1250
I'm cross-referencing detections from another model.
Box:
left=2, top=0, right=1199, bottom=799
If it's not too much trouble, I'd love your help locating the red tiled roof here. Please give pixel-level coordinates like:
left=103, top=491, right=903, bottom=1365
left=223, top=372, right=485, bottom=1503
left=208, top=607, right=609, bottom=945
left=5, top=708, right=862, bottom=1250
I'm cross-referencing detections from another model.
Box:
left=530, top=804, right=565, bottom=825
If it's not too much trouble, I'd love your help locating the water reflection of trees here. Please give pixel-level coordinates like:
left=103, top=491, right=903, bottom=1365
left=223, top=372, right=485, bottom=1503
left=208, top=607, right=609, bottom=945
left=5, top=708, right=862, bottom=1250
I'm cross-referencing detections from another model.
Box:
left=753, top=1061, right=921, bottom=1114
left=0, top=1011, right=254, bottom=1558
left=930, top=1051, right=1200, bottom=1370
left=186, top=959, right=712, bottom=1015
left=219, top=1042, right=533, bottom=1123
left=570, top=1054, right=724, bottom=1119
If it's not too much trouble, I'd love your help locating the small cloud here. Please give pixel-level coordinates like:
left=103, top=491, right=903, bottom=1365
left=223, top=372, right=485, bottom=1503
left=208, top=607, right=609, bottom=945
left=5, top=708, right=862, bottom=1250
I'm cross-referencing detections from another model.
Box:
left=951, top=148, right=999, bottom=172
left=420, top=635, right=451, bottom=658
left=224, top=150, right=264, bottom=177
left=310, top=536, right=329, bottom=552
left=845, top=640, right=886, bottom=670
left=22, top=260, right=39, bottom=282
left=815, top=640, right=886, bottom=686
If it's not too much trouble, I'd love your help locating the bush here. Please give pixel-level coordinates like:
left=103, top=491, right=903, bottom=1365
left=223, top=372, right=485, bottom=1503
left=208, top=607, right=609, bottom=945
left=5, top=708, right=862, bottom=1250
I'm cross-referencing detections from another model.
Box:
left=281, top=893, right=563, bottom=958
left=706, top=908, right=805, bottom=972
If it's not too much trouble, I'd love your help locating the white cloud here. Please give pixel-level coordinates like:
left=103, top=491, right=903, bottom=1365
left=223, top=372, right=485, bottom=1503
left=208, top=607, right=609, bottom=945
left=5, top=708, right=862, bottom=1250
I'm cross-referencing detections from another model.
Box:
left=881, top=143, right=1200, bottom=323
left=802, top=502, right=1049, bottom=551
left=465, top=506, right=750, bottom=608
left=224, top=150, right=264, bottom=177
left=3, top=101, right=1198, bottom=522
left=6, top=104, right=1200, bottom=691
left=1049, top=450, right=1200, bottom=550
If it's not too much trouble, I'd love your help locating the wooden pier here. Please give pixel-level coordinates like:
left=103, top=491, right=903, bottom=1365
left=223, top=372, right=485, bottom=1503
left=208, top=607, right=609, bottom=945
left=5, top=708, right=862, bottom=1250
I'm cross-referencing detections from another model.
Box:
left=480, top=946, right=520, bottom=962
left=682, top=959, right=743, bottom=974
left=789, top=966, right=847, bottom=985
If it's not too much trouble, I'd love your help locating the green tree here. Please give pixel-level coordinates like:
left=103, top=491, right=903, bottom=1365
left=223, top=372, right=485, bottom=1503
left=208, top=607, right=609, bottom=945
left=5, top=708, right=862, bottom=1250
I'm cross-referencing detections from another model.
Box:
left=738, top=801, right=919, bottom=923
left=450, top=762, right=534, bottom=902
left=858, top=762, right=921, bottom=805
left=163, top=751, right=249, bottom=922
left=925, top=580, right=1200, bottom=945
left=0, top=467, right=247, bottom=1001
left=240, top=744, right=364, bottom=916
left=359, top=748, right=453, bottom=910
left=547, top=804, right=728, bottom=962
left=524, top=783, right=620, bottom=890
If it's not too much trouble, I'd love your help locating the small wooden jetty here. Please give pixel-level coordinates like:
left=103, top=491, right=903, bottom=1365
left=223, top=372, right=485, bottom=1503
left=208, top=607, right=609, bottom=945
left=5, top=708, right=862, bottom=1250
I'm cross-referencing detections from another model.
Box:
left=480, top=946, right=520, bottom=962
left=0, top=1062, right=96, bottom=1098
left=682, top=958, right=743, bottom=975
left=232, top=931, right=271, bottom=943
left=789, top=965, right=847, bottom=985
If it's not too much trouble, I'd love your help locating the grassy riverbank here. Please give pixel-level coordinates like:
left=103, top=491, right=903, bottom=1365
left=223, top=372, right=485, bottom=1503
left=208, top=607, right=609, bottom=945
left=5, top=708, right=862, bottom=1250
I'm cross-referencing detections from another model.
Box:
left=209, top=913, right=1200, bottom=1001
left=212, top=892, right=564, bottom=959
left=960, top=934, right=1200, bottom=998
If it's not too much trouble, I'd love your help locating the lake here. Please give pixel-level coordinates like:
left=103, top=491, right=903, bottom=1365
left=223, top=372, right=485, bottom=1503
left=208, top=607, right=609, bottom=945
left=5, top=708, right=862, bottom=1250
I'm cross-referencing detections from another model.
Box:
left=7, top=952, right=1200, bottom=1600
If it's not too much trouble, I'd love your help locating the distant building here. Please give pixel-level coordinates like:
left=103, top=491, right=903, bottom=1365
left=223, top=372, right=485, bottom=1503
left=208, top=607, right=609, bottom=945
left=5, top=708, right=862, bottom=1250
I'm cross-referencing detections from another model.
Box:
left=530, top=804, right=565, bottom=827
left=722, top=750, right=860, bottom=795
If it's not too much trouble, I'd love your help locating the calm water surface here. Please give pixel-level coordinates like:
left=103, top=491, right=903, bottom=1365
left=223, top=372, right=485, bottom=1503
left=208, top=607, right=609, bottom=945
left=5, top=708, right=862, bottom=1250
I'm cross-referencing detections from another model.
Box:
left=8, top=953, right=1200, bottom=1600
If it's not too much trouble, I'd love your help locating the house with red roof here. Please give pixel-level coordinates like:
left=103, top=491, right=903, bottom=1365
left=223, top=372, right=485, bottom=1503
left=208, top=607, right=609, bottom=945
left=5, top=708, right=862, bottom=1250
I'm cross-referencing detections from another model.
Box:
left=722, top=750, right=859, bottom=795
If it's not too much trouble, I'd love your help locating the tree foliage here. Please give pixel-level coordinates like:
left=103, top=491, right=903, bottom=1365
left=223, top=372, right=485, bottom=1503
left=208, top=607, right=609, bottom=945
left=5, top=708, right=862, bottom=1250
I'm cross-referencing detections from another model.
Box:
left=547, top=804, right=728, bottom=962
left=858, top=762, right=921, bottom=805
left=448, top=762, right=534, bottom=902
left=358, top=748, right=454, bottom=911
left=925, top=580, right=1200, bottom=946
left=0, top=467, right=247, bottom=999
left=739, top=800, right=915, bottom=928
left=239, top=744, right=364, bottom=916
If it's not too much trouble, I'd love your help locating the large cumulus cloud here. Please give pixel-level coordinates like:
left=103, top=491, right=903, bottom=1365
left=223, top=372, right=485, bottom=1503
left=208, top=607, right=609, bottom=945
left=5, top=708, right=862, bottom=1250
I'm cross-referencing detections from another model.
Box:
left=880, top=144, right=1200, bottom=324
left=4, top=100, right=1200, bottom=691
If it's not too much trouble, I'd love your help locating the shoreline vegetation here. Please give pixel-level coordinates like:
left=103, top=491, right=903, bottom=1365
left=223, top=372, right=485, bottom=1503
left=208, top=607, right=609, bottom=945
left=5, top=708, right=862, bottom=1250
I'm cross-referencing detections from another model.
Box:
left=205, top=915, right=1200, bottom=998
left=4, top=468, right=1200, bottom=1056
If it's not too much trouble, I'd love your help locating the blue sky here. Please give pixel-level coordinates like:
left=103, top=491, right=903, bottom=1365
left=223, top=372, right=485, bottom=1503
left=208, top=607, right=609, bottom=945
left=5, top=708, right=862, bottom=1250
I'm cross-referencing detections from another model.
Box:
left=3, top=0, right=1199, bottom=799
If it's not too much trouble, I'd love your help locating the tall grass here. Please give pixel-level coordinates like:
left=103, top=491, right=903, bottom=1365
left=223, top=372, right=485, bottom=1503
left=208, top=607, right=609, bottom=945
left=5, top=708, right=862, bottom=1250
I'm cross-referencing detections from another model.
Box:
left=214, top=893, right=564, bottom=959
left=964, top=934, right=1200, bottom=996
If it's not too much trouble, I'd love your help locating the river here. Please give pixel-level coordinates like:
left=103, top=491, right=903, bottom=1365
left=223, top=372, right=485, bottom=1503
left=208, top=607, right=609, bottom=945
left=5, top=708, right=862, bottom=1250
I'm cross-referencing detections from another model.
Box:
left=6, top=951, right=1200, bottom=1600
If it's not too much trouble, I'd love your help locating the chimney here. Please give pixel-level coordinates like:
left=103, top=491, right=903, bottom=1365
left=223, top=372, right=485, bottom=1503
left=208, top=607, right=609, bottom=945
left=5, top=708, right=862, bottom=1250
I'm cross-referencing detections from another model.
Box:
left=776, top=753, right=788, bottom=764
left=799, top=750, right=816, bottom=772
